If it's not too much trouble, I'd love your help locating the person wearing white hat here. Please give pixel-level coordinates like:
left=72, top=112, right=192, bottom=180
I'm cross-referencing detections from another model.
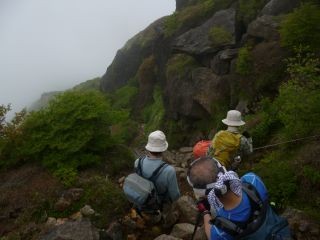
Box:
left=134, top=130, right=180, bottom=226
left=208, top=110, right=252, bottom=170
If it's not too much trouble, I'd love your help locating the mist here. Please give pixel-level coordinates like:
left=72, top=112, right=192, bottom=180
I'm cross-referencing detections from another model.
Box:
left=0, top=0, right=175, bottom=116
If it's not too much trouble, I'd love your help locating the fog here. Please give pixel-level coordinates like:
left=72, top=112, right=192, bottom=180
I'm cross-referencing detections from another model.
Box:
left=0, top=0, right=175, bottom=116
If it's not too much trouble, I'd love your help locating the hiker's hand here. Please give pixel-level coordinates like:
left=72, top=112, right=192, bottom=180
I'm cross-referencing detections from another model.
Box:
left=242, top=131, right=251, bottom=138
left=197, top=198, right=210, bottom=214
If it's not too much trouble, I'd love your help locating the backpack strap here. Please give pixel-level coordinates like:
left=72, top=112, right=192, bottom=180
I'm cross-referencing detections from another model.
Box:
left=149, top=162, right=168, bottom=181
left=211, top=182, right=268, bottom=238
left=135, top=156, right=145, bottom=176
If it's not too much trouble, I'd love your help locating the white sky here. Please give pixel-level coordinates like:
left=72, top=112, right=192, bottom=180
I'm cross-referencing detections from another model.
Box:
left=0, top=0, right=175, bottom=115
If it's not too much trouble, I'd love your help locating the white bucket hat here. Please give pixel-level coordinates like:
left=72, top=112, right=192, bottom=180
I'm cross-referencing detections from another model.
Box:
left=145, top=130, right=168, bottom=152
left=222, top=110, right=245, bottom=126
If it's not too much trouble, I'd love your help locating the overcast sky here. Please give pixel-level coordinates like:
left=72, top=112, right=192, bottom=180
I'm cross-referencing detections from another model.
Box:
left=0, top=0, right=175, bottom=115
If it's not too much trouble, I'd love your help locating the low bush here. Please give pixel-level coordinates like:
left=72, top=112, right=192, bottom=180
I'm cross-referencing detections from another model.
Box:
left=209, top=26, right=233, bottom=47
left=280, top=3, right=320, bottom=53
left=236, top=46, right=253, bottom=76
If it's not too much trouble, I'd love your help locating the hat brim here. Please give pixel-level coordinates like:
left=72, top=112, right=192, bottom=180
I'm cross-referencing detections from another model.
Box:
left=222, top=119, right=245, bottom=126
left=145, top=141, right=168, bottom=152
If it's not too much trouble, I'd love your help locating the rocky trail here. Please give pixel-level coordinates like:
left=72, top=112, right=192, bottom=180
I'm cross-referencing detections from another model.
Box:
left=1, top=147, right=315, bottom=240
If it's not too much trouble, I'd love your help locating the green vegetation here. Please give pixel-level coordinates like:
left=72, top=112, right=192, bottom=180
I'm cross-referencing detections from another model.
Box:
left=164, top=0, right=233, bottom=37
left=280, top=3, right=320, bottom=52
left=236, top=46, right=253, bottom=76
left=166, top=54, right=199, bottom=77
left=238, top=0, right=268, bottom=25
left=143, top=86, right=165, bottom=134
left=112, top=84, right=138, bottom=109
left=209, top=27, right=233, bottom=47
left=72, top=77, right=101, bottom=91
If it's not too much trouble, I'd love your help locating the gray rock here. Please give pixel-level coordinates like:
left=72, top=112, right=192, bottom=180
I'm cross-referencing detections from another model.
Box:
left=40, top=219, right=99, bottom=240
left=247, top=15, right=280, bottom=41
left=176, top=196, right=198, bottom=224
left=193, top=225, right=207, bottom=240
left=171, top=223, right=195, bottom=239
left=179, top=147, right=193, bottom=153
left=154, top=234, right=182, bottom=240
left=163, top=151, right=176, bottom=165
left=211, top=48, right=239, bottom=75
left=173, top=8, right=236, bottom=55
left=261, top=0, right=300, bottom=16
left=80, top=205, right=95, bottom=217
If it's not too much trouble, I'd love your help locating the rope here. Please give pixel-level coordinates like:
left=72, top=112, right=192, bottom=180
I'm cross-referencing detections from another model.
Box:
left=253, top=134, right=320, bottom=151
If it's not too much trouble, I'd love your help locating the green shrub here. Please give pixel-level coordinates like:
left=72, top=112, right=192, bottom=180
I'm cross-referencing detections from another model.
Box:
left=143, top=86, right=165, bottom=134
left=275, top=49, right=320, bottom=138
left=19, top=91, right=127, bottom=172
left=164, top=0, right=233, bottom=37
left=53, top=166, right=78, bottom=187
left=0, top=105, right=27, bottom=168
left=253, top=150, right=298, bottom=207
left=236, top=47, right=253, bottom=76
left=280, top=3, right=320, bottom=52
left=112, top=85, right=138, bottom=109
left=166, top=54, right=199, bottom=77
left=209, top=27, right=233, bottom=47
left=72, top=77, right=101, bottom=91
left=238, top=0, right=267, bottom=25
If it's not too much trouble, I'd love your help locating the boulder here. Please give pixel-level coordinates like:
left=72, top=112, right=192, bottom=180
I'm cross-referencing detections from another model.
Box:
left=40, top=219, right=99, bottom=240
left=261, top=0, right=300, bottom=16
left=80, top=205, right=95, bottom=217
left=173, top=8, right=236, bottom=55
left=176, top=196, right=198, bottom=224
left=165, top=65, right=229, bottom=119
left=154, top=234, right=182, bottom=240
left=170, top=223, right=195, bottom=239
left=179, top=147, right=193, bottom=153
left=247, top=15, right=280, bottom=41
left=210, top=49, right=238, bottom=75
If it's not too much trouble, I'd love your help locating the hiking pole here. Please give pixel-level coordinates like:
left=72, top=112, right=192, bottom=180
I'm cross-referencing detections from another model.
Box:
left=191, top=212, right=202, bottom=240
left=253, top=134, right=320, bottom=151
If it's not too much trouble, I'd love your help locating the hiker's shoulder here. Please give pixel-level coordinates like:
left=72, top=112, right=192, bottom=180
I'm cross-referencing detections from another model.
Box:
left=241, top=172, right=268, bottom=199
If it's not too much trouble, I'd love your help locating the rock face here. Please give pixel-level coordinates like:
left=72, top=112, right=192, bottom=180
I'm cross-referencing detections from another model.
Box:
left=166, top=66, right=228, bottom=119
left=247, top=15, right=280, bottom=41
left=173, top=8, right=236, bottom=55
left=100, top=17, right=168, bottom=92
left=40, top=219, right=99, bottom=240
left=261, top=0, right=300, bottom=16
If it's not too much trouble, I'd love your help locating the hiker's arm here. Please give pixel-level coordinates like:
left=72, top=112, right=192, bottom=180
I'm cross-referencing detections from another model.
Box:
left=167, top=167, right=180, bottom=202
left=203, top=213, right=212, bottom=239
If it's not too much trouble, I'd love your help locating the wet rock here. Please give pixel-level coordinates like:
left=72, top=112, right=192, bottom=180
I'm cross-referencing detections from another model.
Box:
left=46, top=217, right=57, bottom=227
left=40, top=219, right=99, bottom=240
left=80, top=205, right=95, bottom=217
left=261, top=0, right=300, bottom=16
left=106, top=221, right=124, bottom=240
left=176, top=196, right=198, bottom=224
left=247, top=15, right=280, bottom=41
left=179, top=147, right=193, bottom=153
left=154, top=234, right=183, bottom=240
left=170, top=223, right=195, bottom=239
left=63, top=188, right=84, bottom=202
left=54, top=198, right=71, bottom=212
left=173, top=8, right=236, bottom=55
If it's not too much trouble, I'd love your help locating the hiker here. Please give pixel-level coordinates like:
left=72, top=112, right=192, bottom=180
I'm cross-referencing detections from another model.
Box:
left=208, top=110, right=253, bottom=170
left=124, top=130, right=180, bottom=226
left=187, top=157, right=291, bottom=240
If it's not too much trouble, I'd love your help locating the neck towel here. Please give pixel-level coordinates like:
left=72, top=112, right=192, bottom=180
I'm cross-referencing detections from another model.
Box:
left=207, top=171, right=242, bottom=211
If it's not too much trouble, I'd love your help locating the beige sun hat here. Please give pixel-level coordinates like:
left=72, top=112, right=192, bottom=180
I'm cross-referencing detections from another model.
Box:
left=145, top=130, right=169, bottom=152
left=222, top=110, right=245, bottom=126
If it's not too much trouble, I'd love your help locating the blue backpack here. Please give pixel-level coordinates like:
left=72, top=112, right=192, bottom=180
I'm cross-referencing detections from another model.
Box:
left=212, top=182, right=291, bottom=240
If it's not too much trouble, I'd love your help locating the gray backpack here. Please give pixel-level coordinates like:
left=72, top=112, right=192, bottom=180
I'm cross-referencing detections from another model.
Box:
left=123, top=157, right=168, bottom=211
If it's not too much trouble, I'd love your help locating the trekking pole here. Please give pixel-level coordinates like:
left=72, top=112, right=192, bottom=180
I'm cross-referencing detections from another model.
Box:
left=191, top=212, right=202, bottom=240
left=253, top=134, right=320, bottom=151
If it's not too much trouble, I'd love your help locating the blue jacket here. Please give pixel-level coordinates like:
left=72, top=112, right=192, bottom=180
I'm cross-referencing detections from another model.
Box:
left=134, top=156, right=180, bottom=203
